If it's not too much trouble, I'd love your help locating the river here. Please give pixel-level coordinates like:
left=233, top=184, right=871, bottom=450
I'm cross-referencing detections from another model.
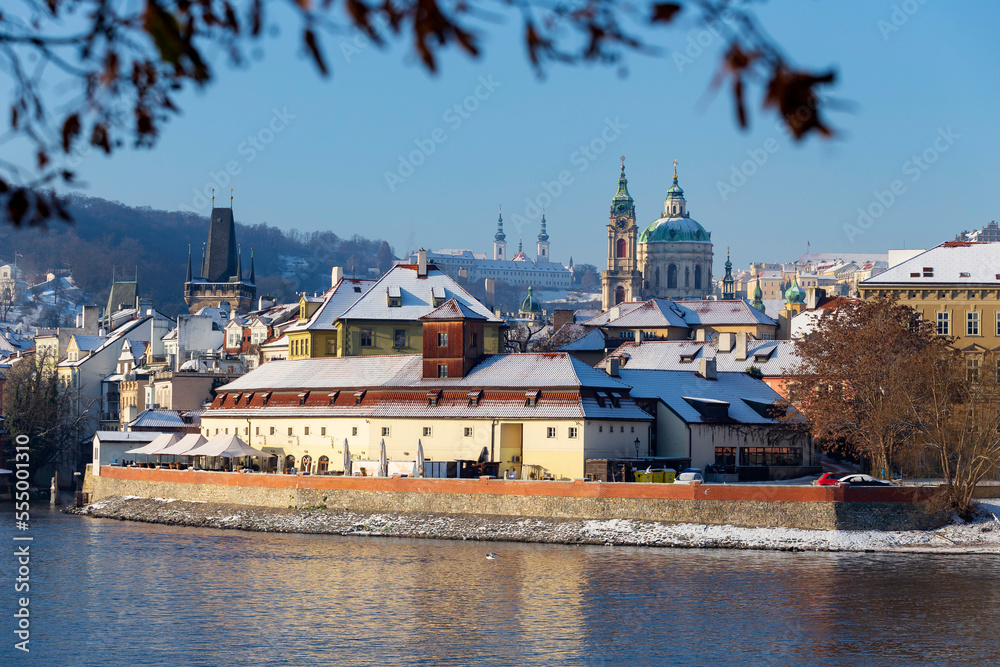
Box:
left=2, top=505, right=999, bottom=666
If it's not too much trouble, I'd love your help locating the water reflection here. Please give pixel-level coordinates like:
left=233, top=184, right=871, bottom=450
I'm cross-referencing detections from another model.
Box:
left=2, top=508, right=999, bottom=666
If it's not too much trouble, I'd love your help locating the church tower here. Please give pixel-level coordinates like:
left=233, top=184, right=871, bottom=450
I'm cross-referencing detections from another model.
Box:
left=601, top=158, right=643, bottom=310
left=536, top=211, right=550, bottom=262
left=722, top=248, right=735, bottom=300
left=493, top=207, right=507, bottom=260
left=184, top=190, right=256, bottom=314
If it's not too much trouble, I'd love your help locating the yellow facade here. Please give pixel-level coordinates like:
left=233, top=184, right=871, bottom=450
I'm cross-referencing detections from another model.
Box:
left=859, top=286, right=1000, bottom=350
left=288, top=320, right=502, bottom=359
left=199, top=413, right=648, bottom=481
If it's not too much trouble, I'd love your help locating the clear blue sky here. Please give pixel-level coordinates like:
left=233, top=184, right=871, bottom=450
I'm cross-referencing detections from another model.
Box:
left=62, top=1, right=1000, bottom=271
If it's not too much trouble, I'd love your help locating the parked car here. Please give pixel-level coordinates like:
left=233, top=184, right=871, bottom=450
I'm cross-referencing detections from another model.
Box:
left=838, top=474, right=893, bottom=487
left=680, top=468, right=704, bottom=476
left=814, top=472, right=849, bottom=486
left=673, top=471, right=704, bottom=484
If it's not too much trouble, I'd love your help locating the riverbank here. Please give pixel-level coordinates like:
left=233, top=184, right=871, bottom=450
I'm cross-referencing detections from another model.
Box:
left=66, top=495, right=1000, bottom=553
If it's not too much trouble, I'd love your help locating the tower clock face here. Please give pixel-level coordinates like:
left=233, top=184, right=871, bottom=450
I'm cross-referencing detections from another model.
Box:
left=615, top=218, right=630, bottom=230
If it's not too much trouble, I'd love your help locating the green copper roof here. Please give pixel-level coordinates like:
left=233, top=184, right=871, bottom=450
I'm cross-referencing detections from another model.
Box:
left=613, top=164, right=633, bottom=202
left=784, top=274, right=806, bottom=304
left=665, top=175, right=685, bottom=200
left=537, top=213, right=548, bottom=242
left=751, top=277, right=765, bottom=313
left=519, top=285, right=542, bottom=313
left=639, top=216, right=711, bottom=243
left=494, top=209, right=506, bottom=242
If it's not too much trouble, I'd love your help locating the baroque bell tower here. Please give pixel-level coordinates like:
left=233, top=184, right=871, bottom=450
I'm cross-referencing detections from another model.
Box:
left=601, top=157, right=643, bottom=310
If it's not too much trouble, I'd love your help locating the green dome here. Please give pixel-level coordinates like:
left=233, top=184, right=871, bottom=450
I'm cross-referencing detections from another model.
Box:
left=519, top=286, right=542, bottom=314
left=784, top=275, right=806, bottom=304
left=639, top=216, right=711, bottom=243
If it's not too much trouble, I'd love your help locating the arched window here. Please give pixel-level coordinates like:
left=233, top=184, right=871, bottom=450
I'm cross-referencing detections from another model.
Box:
left=655, top=267, right=660, bottom=287
left=616, top=238, right=627, bottom=259
left=695, top=265, right=703, bottom=290
left=301, top=455, right=312, bottom=473
left=614, top=285, right=626, bottom=305
left=284, top=455, right=296, bottom=474
left=685, top=267, right=690, bottom=287
left=318, top=456, right=329, bottom=472
left=667, top=265, right=677, bottom=289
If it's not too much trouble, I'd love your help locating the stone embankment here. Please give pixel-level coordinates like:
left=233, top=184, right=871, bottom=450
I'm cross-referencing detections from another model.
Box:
left=66, top=495, right=1000, bottom=553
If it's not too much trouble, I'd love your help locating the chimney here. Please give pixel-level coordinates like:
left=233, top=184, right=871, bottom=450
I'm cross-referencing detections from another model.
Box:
left=258, top=295, right=276, bottom=311
left=78, top=305, right=99, bottom=333
left=698, top=357, right=717, bottom=380
left=695, top=328, right=706, bottom=342
left=735, top=332, right=748, bottom=361
left=417, top=249, right=428, bottom=278
left=605, top=357, right=620, bottom=377
left=331, top=266, right=344, bottom=287
left=553, top=309, right=574, bottom=333
left=485, top=277, right=496, bottom=311
left=718, top=331, right=735, bottom=353
left=806, top=286, right=818, bottom=310
left=635, top=329, right=643, bottom=346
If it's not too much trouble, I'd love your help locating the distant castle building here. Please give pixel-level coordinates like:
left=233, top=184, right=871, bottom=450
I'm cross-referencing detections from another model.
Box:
left=405, top=209, right=572, bottom=289
left=602, top=159, right=714, bottom=309
left=183, top=199, right=256, bottom=314
left=956, top=220, right=1000, bottom=243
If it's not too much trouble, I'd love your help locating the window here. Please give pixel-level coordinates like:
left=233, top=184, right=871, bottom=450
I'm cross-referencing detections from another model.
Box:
left=255, top=427, right=260, bottom=435
left=318, top=456, right=329, bottom=472
left=360, top=329, right=373, bottom=346
left=382, top=426, right=390, bottom=436
left=438, top=332, right=448, bottom=347
left=270, top=427, right=275, bottom=435
left=995, top=311, right=1000, bottom=337
left=967, top=311, right=981, bottom=336
left=287, top=427, right=293, bottom=436
left=968, top=356, right=981, bottom=382
left=321, top=427, right=326, bottom=436
left=568, top=427, right=578, bottom=439
left=936, top=311, right=950, bottom=336
left=471, top=332, right=478, bottom=348
left=667, top=264, right=677, bottom=289
left=547, top=427, right=556, bottom=438
left=393, top=329, right=406, bottom=348
left=352, top=426, right=358, bottom=436
left=437, top=364, right=448, bottom=378
left=631, top=426, right=635, bottom=433
left=225, top=428, right=228, bottom=434
left=304, top=427, right=310, bottom=436
left=464, top=427, right=473, bottom=437
left=423, top=427, right=433, bottom=437
left=616, top=237, right=627, bottom=258
left=598, top=425, right=603, bottom=432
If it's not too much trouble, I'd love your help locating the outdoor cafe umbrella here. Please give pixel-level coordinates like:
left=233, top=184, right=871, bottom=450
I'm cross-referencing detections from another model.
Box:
left=145, top=433, right=179, bottom=465
left=186, top=433, right=272, bottom=458
left=125, top=433, right=171, bottom=464
left=379, top=439, right=388, bottom=478
left=158, top=433, right=207, bottom=468
left=343, top=439, right=352, bottom=477
left=416, top=439, right=425, bottom=478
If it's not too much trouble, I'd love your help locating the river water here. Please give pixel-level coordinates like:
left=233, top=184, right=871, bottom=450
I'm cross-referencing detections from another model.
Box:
left=2, top=505, right=999, bottom=666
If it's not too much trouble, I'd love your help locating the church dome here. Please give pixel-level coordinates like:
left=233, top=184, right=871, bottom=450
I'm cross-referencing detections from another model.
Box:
left=519, top=286, right=542, bottom=314
left=784, top=274, right=806, bottom=304
left=639, top=216, right=711, bottom=243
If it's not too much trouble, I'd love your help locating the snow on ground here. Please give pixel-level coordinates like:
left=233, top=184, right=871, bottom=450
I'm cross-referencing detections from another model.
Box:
left=68, top=497, right=1000, bottom=554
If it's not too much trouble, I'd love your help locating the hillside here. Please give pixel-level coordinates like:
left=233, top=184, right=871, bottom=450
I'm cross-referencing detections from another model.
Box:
left=0, top=194, right=395, bottom=317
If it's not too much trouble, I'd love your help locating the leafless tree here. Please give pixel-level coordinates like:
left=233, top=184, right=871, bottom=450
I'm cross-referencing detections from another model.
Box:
left=504, top=321, right=547, bottom=353
left=0, top=283, right=15, bottom=321
left=0, top=1, right=838, bottom=225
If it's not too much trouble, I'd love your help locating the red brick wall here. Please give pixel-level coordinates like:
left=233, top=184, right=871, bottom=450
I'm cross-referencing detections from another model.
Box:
left=99, top=466, right=934, bottom=504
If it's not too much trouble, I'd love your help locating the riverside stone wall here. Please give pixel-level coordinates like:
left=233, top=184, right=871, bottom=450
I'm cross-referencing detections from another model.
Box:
left=85, top=466, right=947, bottom=531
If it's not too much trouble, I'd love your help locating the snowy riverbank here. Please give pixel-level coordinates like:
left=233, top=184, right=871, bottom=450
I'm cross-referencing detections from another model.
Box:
left=66, top=495, right=1000, bottom=554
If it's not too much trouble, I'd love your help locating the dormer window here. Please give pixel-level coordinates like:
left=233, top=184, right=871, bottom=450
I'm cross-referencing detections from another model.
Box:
left=427, top=390, right=441, bottom=407
left=261, top=392, right=271, bottom=406
left=297, top=391, right=310, bottom=406
left=468, top=390, right=482, bottom=407
left=431, top=285, right=446, bottom=307
left=327, top=391, right=339, bottom=406
left=525, top=390, right=540, bottom=407
left=354, top=390, right=366, bottom=405
left=387, top=285, right=402, bottom=307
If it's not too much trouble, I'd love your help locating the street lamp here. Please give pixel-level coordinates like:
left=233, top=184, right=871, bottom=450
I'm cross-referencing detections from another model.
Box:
left=634, top=438, right=640, bottom=459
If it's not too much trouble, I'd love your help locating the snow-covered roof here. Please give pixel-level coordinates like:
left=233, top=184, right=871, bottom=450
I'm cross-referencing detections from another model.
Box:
left=338, top=264, right=502, bottom=323
left=582, top=300, right=688, bottom=329
left=558, top=328, right=607, bottom=352
left=92, top=431, right=158, bottom=443
left=218, top=352, right=629, bottom=393
left=619, top=369, right=789, bottom=424
left=418, top=298, right=488, bottom=321
left=609, top=339, right=800, bottom=376
left=129, top=409, right=186, bottom=429
left=675, top=300, right=777, bottom=326
left=861, top=242, right=1000, bottom=286
left=285, top=278, right=378, bottom=333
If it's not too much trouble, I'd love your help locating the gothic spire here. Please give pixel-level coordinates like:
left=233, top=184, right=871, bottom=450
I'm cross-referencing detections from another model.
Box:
left=236, top=244, right=243, bottom=281
left=185, top=244, right=192, bottom=283
left=249, top=247, right=256, bottom=284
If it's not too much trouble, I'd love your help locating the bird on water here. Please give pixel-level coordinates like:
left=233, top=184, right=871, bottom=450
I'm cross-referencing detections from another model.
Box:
left=486, top=553, right=499, bottom=560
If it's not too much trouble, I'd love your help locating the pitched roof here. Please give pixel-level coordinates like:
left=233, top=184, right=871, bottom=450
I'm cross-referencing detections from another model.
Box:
left=619, top=369, right=789, bottom=424
left=129, top=408, right=186, bottom=429
left=202, top=207, right=239, bottom=282
left=419, top=298, right=488, bottom=321
left=582, top=300, right=688, bottom=329
left=285, top=278, right=378, bottom=332
left=861, top=241, right=1000, bottom=286
left=337, top=264, right=502, bottom=323
left=557, top=327, right=607, bottom=352
left=675, top=300, right=778, bottom=326
left=608, top=339, right=800, bottom=376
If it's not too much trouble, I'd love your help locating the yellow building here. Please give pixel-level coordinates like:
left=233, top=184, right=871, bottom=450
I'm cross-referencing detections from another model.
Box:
left=200, top=348, right=653, bottom=481
left=859, top=242, right=1000, bottom=352
left=286, top=255, right=503, bottom=360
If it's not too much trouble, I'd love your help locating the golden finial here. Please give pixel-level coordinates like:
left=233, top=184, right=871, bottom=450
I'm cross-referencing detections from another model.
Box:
left=211, top=188, right=215, bottom=204
left=620, top=155, right=626, bottom=170
left=673, top=158, right=678, bottom=179
left=230, top=188, right=234, bottom=208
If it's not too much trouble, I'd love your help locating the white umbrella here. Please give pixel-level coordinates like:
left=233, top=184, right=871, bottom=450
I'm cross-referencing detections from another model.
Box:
left=125, top=433, right=169, bottom=464
left=158, top=433, right=207, bottom=456
left=343, top=438, right=352, bottom=477
left=379, top=438, right=388, bottom=477
left=416, top=439, right=425, bottom=478
left=186, top=433, right=272, bottom=458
